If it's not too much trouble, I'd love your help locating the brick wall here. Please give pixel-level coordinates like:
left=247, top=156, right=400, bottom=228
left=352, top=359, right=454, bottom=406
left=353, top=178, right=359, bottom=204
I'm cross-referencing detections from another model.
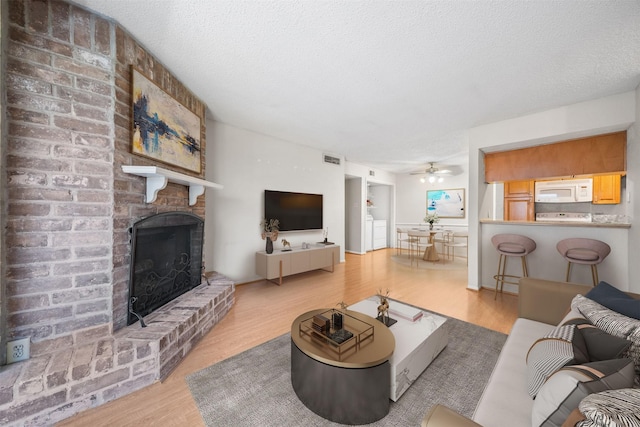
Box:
left=5, top=0, right=116, bottom=359
left=3, top=0, right=207, bottom=363
left=0, top=1, right=230, bottom=425
left=1, top=0, right=8, bottom=366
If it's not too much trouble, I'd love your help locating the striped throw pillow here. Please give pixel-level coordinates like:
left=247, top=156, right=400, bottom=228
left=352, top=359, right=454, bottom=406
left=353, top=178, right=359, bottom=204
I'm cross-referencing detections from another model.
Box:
left=526, top=324, right=584, bottom=398
left=578, top=388, right=640, bottom=427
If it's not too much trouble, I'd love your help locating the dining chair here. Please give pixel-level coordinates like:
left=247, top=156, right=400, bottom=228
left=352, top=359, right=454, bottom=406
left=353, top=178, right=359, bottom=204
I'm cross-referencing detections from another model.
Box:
left=433, top=230, right=453, bottom=259
left=407, top=230, right=432, bottom=267
left=444, top=231, right=468, bottom=264
left=396, top=228, right=415, bottom=256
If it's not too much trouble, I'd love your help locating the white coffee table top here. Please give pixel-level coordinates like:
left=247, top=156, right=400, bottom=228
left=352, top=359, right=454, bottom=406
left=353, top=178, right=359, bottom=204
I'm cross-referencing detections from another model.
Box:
left=348, top=296, right=447, bottom=363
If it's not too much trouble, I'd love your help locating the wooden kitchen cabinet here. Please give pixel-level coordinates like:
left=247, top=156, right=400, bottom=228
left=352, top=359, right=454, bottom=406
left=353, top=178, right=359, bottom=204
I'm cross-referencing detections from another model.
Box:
left=504, top=180, right=534, bottom=198
left=485, top=131, right=626, bottom=183
left=504, top=180, right=534, bottom=221
left=504, top=197, right=534, bottom=221
left=592, top=174, right=621, bottom=204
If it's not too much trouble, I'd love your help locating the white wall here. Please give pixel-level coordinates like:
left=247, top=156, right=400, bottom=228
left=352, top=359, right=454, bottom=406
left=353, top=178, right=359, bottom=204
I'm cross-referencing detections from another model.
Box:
left=345, top=162, right=396, bottom=186
left=396, top=168, right=469, bottom=228
left=468, top=91, right=638, bottom=292
left=627, top=85, right=640, bottom=289
left=345, top=177, right=363, bottom=253
left=204, top=120, right=346, bottom=283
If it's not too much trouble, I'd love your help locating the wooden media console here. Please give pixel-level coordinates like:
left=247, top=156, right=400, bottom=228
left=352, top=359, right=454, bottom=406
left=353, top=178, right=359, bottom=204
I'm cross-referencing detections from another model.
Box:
left=255, top=244, right=339, bottom=285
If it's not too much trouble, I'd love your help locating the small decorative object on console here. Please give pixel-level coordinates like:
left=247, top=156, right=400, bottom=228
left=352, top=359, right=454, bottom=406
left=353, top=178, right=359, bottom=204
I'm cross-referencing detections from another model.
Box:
left=281, top=239, right=291, bottom=251
left=260, top=218, right=279, bottom=254
left=319, top=228, right=334, bottom=245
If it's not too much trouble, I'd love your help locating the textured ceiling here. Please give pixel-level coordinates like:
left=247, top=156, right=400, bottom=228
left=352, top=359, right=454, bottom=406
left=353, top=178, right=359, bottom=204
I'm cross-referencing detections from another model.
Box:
left=73, top=0, right=640, bottom=173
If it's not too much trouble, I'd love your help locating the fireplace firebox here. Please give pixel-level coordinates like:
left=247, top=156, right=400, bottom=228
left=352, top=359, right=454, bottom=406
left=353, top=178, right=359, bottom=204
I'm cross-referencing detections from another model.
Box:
left=128, top=212, right=204, bottom=326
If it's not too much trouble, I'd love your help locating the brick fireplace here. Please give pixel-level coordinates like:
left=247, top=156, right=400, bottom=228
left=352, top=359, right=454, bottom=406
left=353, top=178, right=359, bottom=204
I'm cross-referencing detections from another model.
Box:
left=0, top=1, right=234, bottom=425
left=128, top=212, right=205, bottom=325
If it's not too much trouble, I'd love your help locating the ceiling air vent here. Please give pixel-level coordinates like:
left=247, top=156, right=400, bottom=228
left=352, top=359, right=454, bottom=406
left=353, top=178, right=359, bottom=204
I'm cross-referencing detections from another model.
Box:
left=323, top=154, right=341, bottom=166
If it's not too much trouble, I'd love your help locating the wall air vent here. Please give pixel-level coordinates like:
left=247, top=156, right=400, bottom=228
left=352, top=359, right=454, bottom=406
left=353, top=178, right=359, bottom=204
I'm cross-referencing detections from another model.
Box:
left=323, top=154, right=341, bottom=166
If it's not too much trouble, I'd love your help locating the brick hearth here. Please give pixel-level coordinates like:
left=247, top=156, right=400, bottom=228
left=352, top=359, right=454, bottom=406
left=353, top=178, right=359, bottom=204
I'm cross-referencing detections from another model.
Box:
left=0, top=273, right=234, bottom=426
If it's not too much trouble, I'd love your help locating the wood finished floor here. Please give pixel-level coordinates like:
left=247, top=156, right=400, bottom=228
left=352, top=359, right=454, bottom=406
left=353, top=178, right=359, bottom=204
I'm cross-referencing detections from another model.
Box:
left=57, top=249, right=518, bottom=427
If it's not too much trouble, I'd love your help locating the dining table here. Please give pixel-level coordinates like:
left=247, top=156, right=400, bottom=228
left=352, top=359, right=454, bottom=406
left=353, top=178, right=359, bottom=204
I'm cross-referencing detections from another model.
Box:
left=422, top=230, right=440, bottom=262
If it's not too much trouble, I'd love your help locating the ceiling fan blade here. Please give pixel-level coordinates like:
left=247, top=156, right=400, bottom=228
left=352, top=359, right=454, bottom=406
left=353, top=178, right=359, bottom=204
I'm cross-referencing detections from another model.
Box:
left=407, top=163, right=462, bottom=176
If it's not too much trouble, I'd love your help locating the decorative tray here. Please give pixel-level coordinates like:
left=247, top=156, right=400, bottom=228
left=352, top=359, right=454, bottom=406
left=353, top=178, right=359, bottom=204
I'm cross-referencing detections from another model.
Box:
left=298, top=309, right=374, bottom=360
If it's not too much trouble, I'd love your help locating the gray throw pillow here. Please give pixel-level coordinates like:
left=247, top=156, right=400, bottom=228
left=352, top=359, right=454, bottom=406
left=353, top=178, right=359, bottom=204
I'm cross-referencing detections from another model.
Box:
left=562, top=319, right=631, bottom=361
left=572, top=294, right=640, bottom=386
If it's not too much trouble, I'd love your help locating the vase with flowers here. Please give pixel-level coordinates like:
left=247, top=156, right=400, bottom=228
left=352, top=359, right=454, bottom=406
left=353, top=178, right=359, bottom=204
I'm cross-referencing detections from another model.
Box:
left=424, top=212, right=439, bottom=230
left=260, top=218, right=279, bottom=254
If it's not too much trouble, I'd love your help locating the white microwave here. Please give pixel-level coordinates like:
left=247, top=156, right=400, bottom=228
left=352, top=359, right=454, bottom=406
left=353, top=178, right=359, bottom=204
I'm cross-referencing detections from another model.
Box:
left=534, top=178, right=593, bottom=203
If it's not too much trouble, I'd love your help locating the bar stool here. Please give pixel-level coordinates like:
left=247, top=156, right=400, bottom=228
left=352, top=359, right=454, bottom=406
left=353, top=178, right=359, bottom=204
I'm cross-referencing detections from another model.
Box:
left=556, top=238, right=610, bottom=286
left=491, top=234, right=537, bottom=299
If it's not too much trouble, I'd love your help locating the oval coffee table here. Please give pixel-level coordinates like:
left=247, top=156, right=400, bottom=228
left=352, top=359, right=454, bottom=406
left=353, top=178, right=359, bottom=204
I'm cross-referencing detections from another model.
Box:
left=290, top=308, right=395, bottom=425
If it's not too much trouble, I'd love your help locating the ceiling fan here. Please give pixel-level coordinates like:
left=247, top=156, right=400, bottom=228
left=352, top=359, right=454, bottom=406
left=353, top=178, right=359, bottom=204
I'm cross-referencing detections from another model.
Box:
left=410, top=162, right=453, bottom=183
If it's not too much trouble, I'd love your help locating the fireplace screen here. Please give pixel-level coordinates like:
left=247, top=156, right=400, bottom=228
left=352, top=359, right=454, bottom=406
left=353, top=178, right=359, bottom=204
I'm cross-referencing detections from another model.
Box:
left=128, top=212, right=204, bottom=325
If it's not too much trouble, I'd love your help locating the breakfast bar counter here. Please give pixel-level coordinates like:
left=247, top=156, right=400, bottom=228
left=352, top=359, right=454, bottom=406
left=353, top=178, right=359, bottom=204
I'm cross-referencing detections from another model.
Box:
left=480, top=219, right=631, bottom=228
left=479, top=219, right=631, bottom=292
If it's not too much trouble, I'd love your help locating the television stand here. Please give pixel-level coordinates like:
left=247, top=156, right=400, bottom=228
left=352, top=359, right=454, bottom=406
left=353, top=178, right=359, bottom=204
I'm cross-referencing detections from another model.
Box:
left=255, top=244, right=339, bottom=286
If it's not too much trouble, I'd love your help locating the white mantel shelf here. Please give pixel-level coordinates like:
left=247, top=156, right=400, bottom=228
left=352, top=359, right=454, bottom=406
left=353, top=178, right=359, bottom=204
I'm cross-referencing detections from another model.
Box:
left=122, top=165, right=223, bottom=206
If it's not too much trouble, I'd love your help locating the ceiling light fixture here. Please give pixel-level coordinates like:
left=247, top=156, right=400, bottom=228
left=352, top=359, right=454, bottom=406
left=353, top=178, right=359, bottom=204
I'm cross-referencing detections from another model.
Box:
left=413, top=162, right=452, bottom=184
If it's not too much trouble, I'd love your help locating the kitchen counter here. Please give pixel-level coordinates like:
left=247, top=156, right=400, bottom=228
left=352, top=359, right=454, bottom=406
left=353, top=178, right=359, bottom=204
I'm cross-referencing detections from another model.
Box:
left=480, top=220, right=630, bottom=291
left=480, top=219, right=631, bottom=228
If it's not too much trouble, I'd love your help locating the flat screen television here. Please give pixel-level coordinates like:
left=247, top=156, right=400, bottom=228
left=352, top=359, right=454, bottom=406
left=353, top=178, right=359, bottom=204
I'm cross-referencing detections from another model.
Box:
left=264, top=190, right=323, bottom=231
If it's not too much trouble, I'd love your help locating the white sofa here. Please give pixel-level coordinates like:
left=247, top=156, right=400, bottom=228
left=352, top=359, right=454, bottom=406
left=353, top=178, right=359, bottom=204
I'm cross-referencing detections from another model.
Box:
left=422, top=278, right=640, bottom=427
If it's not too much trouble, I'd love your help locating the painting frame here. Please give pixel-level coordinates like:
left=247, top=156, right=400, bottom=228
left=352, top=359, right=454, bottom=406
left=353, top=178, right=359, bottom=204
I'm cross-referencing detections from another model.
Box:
left=427, top=188, right=465, bottom=218
left=131, top=66, right=202, bottom=174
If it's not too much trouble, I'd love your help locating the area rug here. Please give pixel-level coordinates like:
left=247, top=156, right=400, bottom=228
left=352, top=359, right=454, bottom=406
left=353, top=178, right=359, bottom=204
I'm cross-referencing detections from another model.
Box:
left=391, top=254, right=468, bottom=270
left=186, top=313, right=506, bottom=426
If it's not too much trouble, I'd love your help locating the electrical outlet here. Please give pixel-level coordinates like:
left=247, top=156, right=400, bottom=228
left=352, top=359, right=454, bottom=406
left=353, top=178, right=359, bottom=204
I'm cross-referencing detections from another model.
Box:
left=7, top=337, right=30, bottom=364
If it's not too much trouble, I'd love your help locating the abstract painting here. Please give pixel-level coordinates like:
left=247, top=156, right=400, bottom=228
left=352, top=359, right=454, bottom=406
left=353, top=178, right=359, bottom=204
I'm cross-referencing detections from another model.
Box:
left=131, top=67, right=202, bottom=173
left=427, top=188, right=465, bottom=218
